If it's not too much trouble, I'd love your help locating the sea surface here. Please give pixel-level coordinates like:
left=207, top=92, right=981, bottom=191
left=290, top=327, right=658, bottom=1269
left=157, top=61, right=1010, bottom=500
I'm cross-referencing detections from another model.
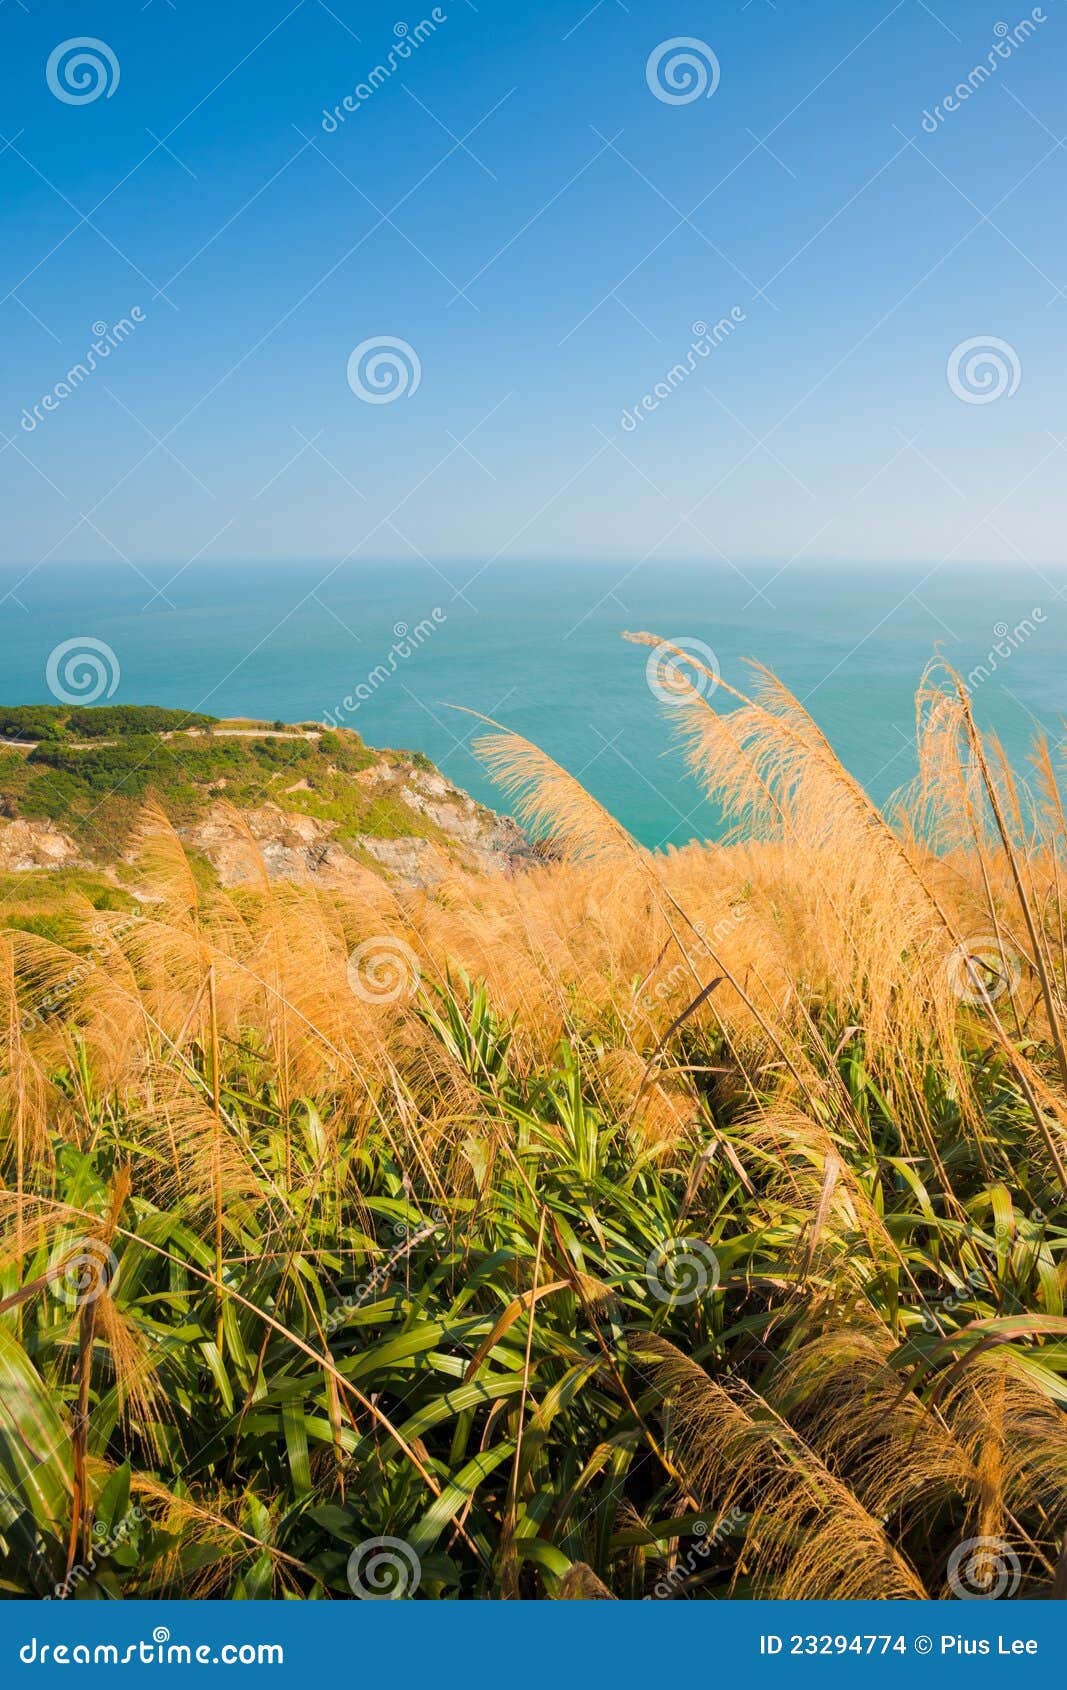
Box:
left=1, top=559, right=1063, bottom=849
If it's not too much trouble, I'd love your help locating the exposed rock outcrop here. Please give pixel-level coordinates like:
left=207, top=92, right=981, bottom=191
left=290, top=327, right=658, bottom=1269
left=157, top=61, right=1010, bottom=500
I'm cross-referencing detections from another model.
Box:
left=177, top=765, right=533, bottom=890
left=0, top=721, right=534, bottom=891
left=0, top=819, right=84, bottom=873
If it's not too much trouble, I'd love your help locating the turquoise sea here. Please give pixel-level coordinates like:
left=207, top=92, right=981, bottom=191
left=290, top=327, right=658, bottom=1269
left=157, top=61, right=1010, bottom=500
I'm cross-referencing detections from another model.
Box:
left=1, top=560, right=1063, bottom=849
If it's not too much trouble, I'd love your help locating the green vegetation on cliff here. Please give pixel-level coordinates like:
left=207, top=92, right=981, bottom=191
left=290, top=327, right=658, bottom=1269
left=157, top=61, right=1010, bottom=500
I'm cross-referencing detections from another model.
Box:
left=0, top=705, right=453, bottom=859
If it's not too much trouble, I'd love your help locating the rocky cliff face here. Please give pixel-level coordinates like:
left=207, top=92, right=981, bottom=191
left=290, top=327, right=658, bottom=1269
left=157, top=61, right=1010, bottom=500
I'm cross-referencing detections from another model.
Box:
left=0, top=818, right=84, bottom=874
left=179, top=766, right=531, bottom=890
left=0, top=753, right=531, bottom=890
left=0, top=704, right=538, bottom=889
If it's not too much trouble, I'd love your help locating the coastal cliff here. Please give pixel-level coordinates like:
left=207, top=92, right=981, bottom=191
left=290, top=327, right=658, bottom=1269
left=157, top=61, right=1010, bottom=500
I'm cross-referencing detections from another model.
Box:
left=0, top=704, right=530, bottom=889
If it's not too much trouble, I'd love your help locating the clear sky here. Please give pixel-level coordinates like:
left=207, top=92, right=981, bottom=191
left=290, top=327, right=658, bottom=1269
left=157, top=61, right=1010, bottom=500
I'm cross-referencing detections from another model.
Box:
left=2, top=0, right=1065, bottom=573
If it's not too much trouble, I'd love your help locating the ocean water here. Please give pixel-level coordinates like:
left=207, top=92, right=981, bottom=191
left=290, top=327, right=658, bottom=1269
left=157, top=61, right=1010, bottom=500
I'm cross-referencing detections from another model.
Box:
left=1, top=559, right=1063, bottom=849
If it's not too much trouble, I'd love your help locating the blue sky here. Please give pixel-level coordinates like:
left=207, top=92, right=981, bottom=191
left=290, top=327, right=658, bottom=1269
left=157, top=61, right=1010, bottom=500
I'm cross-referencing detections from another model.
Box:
left=2, top=0, right=1066, bottom=575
